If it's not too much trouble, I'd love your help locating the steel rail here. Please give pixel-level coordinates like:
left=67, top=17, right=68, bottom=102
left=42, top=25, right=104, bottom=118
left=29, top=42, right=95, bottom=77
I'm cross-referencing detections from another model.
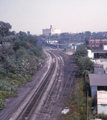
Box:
left=37, top=51, right=64, bottom=120
left=44, top=53, right=63, bottom=120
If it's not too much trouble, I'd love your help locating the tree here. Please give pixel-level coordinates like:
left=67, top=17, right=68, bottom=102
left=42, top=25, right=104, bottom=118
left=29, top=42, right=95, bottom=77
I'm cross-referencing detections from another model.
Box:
left=73, top=45, right=88, bottom=62
left=77, top=57, right=94, bottom=72
left=85, top=31, right=91, bottom=37
left=0, top=21, right=12, bottom=37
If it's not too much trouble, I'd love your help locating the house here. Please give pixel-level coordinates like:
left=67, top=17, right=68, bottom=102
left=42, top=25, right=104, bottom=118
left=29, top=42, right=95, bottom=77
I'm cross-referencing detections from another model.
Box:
left=89, top=74, right=107, bottom=99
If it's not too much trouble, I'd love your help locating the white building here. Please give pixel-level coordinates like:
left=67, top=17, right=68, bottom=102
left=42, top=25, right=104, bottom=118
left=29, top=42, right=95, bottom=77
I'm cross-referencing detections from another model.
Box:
left=87, top=49, right=94, bottom=59
left=42, top=25, right=60, bottom=35
left=97, top=91, right=107, bottom=115
left=103, top=45, right=107, bottom=50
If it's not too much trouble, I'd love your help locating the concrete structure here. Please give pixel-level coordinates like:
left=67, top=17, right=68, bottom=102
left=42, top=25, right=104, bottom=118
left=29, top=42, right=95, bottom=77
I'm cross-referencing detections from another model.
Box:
left=89, top=74, right=107, bottom=99
left=87, top=49, right=94, bottom=59
left=87, top=49, right=107, bottom=59
left=42, top=25, right=60, bottom=36
left=97, top=91, right=107, bottom=115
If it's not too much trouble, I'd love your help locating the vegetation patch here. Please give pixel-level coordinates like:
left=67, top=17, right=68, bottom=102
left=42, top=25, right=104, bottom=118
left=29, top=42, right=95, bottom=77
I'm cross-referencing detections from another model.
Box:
left=0, top=21, right=46, bottom=110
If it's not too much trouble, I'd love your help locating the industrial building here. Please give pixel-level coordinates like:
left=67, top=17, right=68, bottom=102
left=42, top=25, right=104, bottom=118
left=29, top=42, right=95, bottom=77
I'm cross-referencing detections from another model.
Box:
left=42, top=25, right=60, bottom=36
left=85, top=37, right=107, bottom=50
left=89, top=74, right=107, bottom=99
left=87, top=49, right=107, bottom=59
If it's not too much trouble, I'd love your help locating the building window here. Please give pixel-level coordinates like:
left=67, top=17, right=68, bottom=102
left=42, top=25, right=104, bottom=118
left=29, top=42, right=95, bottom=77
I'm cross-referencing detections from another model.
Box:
left=98, top=86, right=107, bottom=91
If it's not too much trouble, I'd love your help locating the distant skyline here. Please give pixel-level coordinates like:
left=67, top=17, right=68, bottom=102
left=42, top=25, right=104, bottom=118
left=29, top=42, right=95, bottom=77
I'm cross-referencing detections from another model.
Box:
left=0, top=0, right=107, bottom=35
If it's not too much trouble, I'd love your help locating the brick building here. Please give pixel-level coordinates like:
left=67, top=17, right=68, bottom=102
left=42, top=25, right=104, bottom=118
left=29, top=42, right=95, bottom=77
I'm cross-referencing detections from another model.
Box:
left=85, top=37, right=107, bottom=50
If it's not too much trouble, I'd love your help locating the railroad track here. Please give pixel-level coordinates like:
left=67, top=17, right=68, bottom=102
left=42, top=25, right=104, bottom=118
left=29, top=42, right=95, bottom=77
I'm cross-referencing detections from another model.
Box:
left=8, top=51, right=57, bottom=120
left=48, top=50, right=76, bottom=120
left=34, top=51, right=64, bottom=120
left=0, top=51, right=57, bottom=120
left=32, top=50, right=76, bottom=120
left=0, top=49, right=76, bottom=120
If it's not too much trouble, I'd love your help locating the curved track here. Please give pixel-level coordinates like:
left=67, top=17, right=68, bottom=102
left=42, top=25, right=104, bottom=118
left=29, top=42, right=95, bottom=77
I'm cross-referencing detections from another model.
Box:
left=33, top=51, right=64, bottom=120
left=4, top=50, right=58, bottom=120
left=0, top=49, right=76, bottom=120
left=31, top=50, right=76, bottom=120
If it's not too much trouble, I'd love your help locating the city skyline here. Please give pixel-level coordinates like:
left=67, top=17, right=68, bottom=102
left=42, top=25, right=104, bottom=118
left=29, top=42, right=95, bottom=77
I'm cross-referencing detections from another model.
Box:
left=0, top=0, right=107, bottom=35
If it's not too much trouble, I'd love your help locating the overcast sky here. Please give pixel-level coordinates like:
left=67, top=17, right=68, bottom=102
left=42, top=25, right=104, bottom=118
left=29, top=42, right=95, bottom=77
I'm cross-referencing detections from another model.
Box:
left=0, top=0, right=107, bottom=35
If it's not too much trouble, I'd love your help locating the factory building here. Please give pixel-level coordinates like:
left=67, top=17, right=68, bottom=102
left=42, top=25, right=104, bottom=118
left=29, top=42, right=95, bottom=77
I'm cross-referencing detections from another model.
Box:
left=85, top=37, right=107, bottom=50
left=42, top=25, right=60, bottom=36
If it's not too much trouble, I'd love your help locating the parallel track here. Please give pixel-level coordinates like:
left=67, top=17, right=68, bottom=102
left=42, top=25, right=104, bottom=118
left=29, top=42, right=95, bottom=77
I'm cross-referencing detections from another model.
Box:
left=36, top=51, right=64, bottom=120
left=0, top=49, right=76, bottom=120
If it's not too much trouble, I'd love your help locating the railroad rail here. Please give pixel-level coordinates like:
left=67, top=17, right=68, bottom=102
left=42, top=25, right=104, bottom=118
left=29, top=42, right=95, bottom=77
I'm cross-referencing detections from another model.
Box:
left=35, top=50, right=76, bottom=120
left=34, top=51, right=64, bottom=120
left=0, top=49, right=76, bottom=120
left=31, top=50, right=76, bottom=120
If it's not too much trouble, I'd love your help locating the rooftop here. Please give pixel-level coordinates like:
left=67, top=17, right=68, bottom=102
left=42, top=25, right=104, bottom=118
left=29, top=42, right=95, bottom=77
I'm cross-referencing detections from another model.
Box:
left=94, top=68, right=104, bottom=74
left=89, top=74, right=107, bottom=86
left=92, top=50, right=107, bottom=53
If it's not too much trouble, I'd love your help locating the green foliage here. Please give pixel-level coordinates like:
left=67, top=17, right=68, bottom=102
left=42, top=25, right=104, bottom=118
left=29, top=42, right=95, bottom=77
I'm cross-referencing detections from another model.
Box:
left=73, top=45, right=88, bottom=59
left=0, top=90, right=14, bottom=99
left=0, top=21, right=46, bottom=106
left=95, top=114, right=107, bottom=119
left=0, top=99, right=4, bottom=110
left=85, top=45, right=93, bottom=50
left=0, top=80, right=18, bottom=92
left=0, top=66, right=6, bottom=77
left=60, top=79, right=88, bottom=120
left=73, top=45, right=94, bottom=77
left=60, top=78, right=94, bottom=120
left=0, top=21, right=12, bottom=37
left=77, top=57, right=94, bottom=74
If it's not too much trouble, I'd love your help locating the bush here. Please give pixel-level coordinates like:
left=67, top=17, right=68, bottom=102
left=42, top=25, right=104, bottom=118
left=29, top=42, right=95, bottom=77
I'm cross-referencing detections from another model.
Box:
left=0, top=90, right=14, bottom=99
left=0, top=99, right=4, bottom=110
left=0, top=67, right=6, bottom=77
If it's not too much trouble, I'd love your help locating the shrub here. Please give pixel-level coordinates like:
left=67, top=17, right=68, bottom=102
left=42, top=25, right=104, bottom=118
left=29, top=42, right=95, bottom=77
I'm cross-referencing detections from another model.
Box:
left=0, top=99, right=4, bottom=110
